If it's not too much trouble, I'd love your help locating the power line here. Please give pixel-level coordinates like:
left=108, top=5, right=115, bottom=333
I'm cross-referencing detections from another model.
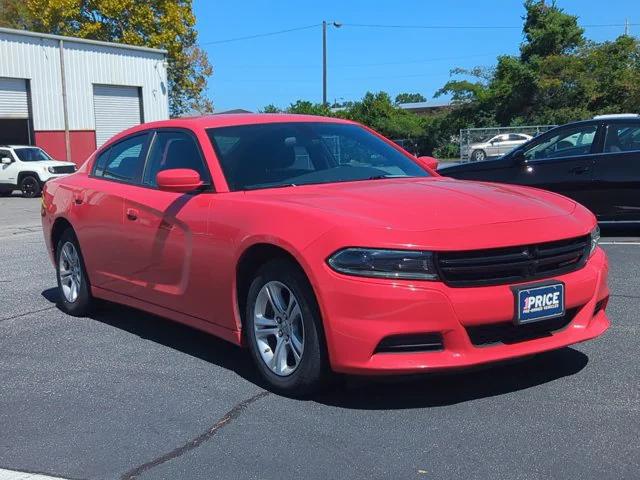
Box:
left=220, top=53, right=501, bottom=70
left=202, top=24, right=320, bottom=45
left=201, top=21, right=639, bottom=47
left=342, top=22, right=639, bottom=30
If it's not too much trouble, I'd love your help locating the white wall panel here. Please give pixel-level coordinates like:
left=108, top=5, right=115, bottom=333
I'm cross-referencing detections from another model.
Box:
left=0, top=29, right=168, bottom=132
left=0, top=32, right=64, bottom=129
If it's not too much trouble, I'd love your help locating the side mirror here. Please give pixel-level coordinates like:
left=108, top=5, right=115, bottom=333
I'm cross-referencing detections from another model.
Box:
left=1, top=157, right=12, bottom=165
left=512, top=150, right=526, bottom=163
left=156, top=168, right=204, bottom=193
left=416, top=156, right=439, bottom=171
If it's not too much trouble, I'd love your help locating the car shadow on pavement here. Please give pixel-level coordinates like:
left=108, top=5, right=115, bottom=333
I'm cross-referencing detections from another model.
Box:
left=42, top=287, right=589, bottom=409
left=41, top=287, right=262, bottom=386
left=316, top=347, right=588, bottom=409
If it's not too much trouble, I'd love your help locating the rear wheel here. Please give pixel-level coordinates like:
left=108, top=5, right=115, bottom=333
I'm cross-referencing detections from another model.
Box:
left=20, top=175, right=41, bottom=198
left=245, top=259, right=329, bottom=396
left=471, top=149, right=486, bottom=161
left=55, top=229, right=93, bottom=316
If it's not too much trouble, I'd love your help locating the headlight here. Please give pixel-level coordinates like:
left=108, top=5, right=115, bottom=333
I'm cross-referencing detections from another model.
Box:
left=590, top=225, right=600, bottom=256
left=47, top=166, right=56, bottom=173
left=327, top=248, right=439, bottom=280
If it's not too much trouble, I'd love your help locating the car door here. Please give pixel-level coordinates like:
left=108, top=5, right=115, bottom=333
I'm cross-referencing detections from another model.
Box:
left=511, top=122, right=601, bottom=212
left=79, top=132, right=151, bottom=293
left=486, top=135, right=505, bottom=157
left=590, top=121, right=640, bottom=221
left=117, top=128, right=216, bottom=321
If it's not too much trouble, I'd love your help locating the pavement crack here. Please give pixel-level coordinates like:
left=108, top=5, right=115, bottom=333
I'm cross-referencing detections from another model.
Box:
left=120, top=390, right=270, bottom=480
left=0, top=306, right=57, bottom=323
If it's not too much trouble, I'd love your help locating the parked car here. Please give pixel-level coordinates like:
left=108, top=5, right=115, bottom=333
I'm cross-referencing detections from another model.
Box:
left=467, top=133, right=533, bottom=161
left=444, top=114, right=640, bottom=222
left=41, top=114, right=609, bottom=395
left=0, top=145, right=76, bottom=198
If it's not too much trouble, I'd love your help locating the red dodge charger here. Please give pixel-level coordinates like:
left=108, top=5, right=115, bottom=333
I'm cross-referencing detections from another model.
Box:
left=41, top=114, right=610, bottom=395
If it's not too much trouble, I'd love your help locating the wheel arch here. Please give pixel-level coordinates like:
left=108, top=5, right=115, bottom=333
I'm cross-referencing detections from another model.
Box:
left=51, top=217, right=75, bottom=257
left=235, top=242, right=322, bottom=336
left=17, top=171, right=43, bottom=185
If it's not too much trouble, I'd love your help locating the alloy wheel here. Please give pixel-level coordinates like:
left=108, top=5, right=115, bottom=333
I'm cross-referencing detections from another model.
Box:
left=58, top=241, right=82, bottom=303
left=253, top=281, right=305, bottom=377
left=21, top=177, right=38, bottom=197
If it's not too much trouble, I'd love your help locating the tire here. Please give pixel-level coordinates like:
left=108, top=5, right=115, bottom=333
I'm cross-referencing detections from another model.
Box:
left=471, top=149, right=486, bottom=161
left=55, top=228, right=93, bottom=316
left=20, top=175, right=41, bottom=198
left=245, top=259, right=329, bottom=396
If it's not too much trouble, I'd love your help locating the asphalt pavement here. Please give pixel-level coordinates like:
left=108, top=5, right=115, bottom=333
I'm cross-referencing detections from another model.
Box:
left=1, top=195, right=639, bottom=480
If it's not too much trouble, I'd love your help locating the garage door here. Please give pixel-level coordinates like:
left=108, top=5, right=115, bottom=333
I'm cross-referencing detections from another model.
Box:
left=0, top=78, right=32, bottom=144
left=93, top=85, right=142, bottom=147
left=0, top=77, right=29, bottom=118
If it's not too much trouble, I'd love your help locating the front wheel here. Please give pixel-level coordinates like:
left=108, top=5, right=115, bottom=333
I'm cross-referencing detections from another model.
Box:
left=20, top=175, right=41, bottom=198
left=471, top=149, right=486, bottom=161
left=245, top=259, right=329, bottom=396
left=55, top=229, right=93, bottom=316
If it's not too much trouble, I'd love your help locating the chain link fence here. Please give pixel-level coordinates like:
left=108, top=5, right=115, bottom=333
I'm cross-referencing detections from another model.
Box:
left=459, top=125, right=556, bottom=161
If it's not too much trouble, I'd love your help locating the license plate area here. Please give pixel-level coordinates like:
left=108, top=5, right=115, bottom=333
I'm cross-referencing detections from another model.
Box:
left=513, top=281, right=565, bottom=325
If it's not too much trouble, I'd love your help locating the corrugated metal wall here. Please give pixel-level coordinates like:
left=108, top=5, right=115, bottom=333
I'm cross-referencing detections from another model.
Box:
left=0, top=30, right=169, bottom=131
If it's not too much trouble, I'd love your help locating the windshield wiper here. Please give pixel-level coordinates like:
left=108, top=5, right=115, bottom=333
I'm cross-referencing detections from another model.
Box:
left=366, top=174, right=410, bottom=180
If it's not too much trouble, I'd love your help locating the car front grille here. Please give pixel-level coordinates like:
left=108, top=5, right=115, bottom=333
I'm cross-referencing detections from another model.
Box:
left=436, top=235, right=590, bottom=287
left=51, top=165, right=75, bottom=174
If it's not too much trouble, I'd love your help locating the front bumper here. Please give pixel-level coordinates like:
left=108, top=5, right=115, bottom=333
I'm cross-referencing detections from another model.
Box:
left=316, top=247, right=610, bottom=375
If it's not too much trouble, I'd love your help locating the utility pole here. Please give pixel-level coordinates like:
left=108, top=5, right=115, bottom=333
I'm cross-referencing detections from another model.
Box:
left=322, top=21, right=342, bottom=106
left=624, top=18, right=629, bottom=36
left=322, top=21, right=327, bottom=106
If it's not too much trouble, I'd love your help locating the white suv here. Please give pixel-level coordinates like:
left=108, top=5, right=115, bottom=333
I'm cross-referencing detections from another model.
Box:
left=0, top=145, right=76, bottom=198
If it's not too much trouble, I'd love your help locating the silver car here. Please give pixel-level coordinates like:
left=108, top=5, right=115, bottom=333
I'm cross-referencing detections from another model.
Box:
left=467, top=133, right=532, bottom=161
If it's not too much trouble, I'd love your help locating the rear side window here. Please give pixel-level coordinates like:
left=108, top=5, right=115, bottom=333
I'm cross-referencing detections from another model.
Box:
left=524, top=125, right=597, bottom=161
left=605, top=123, right=640, bottom=153
left=142, top=131, right=210, bottom=187
left=94, top=134, right=148, bottom=183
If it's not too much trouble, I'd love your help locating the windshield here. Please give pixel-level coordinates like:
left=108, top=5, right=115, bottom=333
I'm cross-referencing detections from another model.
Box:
left=14, top=147, right=52, bottom=162
left=207, top=122, right=429, bottom=191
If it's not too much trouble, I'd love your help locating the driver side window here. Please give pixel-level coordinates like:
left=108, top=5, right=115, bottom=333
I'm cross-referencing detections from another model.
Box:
left=523, top=125, right=597, bottom=161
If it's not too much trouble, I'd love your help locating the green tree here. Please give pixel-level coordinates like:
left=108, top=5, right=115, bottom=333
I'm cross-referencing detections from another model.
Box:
left=520, top=0, right=584, bottom=61
left=286, top=100, right=332, bottom=116
left=260, top=104, right=281, bottom=113
left=1, top=0, right=213, bottom=117
left=0, top=0, right=32, bottom=29
left=395, top=92, right=427, bottom=104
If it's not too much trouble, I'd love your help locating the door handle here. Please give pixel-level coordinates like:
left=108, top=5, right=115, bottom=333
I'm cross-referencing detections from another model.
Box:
left=126, top=208, right=138, bottom=221
left=569, top=166, right=590, bottom=174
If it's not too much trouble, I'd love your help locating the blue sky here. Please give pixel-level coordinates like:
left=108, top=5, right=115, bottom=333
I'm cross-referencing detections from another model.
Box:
left=194, top=0, right=639, bottom=112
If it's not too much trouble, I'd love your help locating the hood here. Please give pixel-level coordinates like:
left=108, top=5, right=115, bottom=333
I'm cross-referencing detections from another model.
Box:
left=247, top=177, right=577, bottom=233
left=25, top=160, right=75, bottom=168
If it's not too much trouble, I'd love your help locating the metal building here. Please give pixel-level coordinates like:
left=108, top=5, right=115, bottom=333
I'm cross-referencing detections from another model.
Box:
left=0, top=27, right=169, bottom=165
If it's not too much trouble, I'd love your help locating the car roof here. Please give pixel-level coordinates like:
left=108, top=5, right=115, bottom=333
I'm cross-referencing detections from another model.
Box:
left=103, top=114, right=358, bottom=149
left=1, top=145, right=36, bottom=149
left=144, top=113, right=354, bottom=130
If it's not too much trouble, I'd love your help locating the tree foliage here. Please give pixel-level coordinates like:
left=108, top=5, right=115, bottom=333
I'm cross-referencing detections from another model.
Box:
left=395, top=92, right=427, bottom=104
left=0, top=0, right=213, bottom=117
